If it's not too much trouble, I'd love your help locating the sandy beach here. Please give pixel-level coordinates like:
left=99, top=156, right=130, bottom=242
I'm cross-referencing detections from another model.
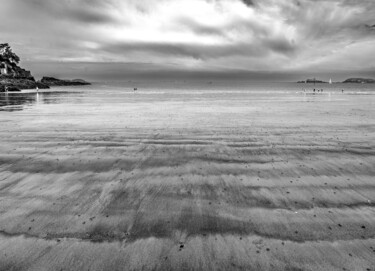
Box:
left=0, top=84, right=374, bottom=270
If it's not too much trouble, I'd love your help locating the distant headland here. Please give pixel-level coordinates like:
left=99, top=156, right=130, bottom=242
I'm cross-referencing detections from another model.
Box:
left=342, top=78, right=375, bottom=84
left=0, top=43, right=90, bottom=92
left=297, top=78, right=375, bottom=84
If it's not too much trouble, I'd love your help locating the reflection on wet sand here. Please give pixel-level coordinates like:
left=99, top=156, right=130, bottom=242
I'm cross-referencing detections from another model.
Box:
left=0, top=85, right=374, bottom=270
left=0, top=91, right=82, bottom=111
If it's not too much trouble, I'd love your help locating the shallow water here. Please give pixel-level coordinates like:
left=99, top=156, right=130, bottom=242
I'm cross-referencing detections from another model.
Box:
left=0, top=81, right=375, bottom=270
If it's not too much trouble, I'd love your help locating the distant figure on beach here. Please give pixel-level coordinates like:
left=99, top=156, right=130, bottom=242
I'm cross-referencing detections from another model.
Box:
left=313, top=89, right=315, bottom=93
left=342, top=89, right=344, bottom=93
left=133, top=87, right=137, bottom=92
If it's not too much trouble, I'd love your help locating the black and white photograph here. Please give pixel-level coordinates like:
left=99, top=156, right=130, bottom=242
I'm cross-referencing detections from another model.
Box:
left=1, top=0, right=375, bottom=270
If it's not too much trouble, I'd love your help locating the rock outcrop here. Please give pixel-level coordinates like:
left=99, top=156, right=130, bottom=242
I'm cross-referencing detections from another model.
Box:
left=342, top=78, right=375, bottom=83
left=3, top=86, right=21, bottom=92
left=40, top=77, right=91, bottom=86
left=0, top=43, right=50, bottom=91
left=0, top=77, right=49, bottom=92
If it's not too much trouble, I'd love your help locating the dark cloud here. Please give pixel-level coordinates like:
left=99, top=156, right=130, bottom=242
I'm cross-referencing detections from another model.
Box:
left=239, top=0, right=255, bottom=7
left=175, top=17, right=225, bottom=37
left=100, top=37, right=296, bottom=62
left=66, top=8, right=117, bottom=24
left=267, top=38, right=296, bottom=56
left=23, top=0, right=119, bottom=24
left=101, top=42, right=264, bottom=60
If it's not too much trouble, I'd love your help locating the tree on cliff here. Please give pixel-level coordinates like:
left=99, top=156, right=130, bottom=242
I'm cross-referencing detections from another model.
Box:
left=0, top=43, right=20, bottom=64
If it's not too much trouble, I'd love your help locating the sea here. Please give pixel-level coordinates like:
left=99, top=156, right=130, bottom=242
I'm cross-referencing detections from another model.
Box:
left=1, top=81, right=374, bottom=113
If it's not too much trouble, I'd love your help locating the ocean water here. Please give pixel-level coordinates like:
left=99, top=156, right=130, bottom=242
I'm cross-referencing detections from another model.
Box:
left=1, top=80, right=373, bottom=137
left=1, top=81, right=374, bottom=113
left=1, top=80, right=375, bottom=270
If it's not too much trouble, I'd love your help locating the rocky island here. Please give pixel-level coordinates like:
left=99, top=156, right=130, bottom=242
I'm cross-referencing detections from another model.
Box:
left=0, top=43, right=90, bottom=92
left=297, top=79, right=327, bottom=83
left=297, top=77, right=375, bottom=84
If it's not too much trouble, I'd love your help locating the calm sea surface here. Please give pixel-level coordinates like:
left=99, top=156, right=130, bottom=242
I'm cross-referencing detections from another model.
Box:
left=1, top=81, right=374, bottom=113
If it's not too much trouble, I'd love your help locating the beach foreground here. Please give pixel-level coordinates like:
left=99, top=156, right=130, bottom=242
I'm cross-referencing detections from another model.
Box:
left=0, top=84, right=374, bottom=270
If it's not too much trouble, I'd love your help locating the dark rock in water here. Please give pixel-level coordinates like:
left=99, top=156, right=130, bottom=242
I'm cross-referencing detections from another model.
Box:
left=0, top=77, right=50, bottom=91
left=342, top=78, right=375, bottom=83
left=5, top=86, right=21, bottom=92
left=40, top=77, right=91, bottom=86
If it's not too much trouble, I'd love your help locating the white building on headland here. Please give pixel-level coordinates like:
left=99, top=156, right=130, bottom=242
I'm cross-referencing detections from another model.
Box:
left=0, top=61, right=9, bottom=75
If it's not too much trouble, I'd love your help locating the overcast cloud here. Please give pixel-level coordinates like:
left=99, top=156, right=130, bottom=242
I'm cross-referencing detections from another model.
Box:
left=1, top=0, right=375, bottom=78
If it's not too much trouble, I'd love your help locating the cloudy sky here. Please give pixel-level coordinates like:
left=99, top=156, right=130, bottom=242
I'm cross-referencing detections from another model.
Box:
left=1, top=0, right=375, bottom=80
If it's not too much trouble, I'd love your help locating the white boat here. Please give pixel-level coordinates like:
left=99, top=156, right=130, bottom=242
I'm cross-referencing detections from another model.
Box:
left=329, top=78, right=332, bottom=84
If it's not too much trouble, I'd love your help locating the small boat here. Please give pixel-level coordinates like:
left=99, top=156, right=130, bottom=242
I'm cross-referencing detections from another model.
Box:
left=329, top=78, right=332, bottom=84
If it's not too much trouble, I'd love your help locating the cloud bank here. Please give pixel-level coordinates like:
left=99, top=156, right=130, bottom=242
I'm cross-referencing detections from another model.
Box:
left=1, top=0, right=375, bottom=77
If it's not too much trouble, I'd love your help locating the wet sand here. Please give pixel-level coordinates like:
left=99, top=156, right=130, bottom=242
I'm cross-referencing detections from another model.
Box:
left=0, top=86, right=375, bottom=270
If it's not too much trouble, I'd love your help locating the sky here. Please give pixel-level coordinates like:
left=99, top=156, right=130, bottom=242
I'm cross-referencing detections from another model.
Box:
left=1, top=0, right=375, bottom=81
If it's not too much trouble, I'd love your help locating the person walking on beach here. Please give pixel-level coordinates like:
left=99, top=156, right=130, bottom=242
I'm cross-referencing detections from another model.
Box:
left=342, top=89, right=344, bottom=93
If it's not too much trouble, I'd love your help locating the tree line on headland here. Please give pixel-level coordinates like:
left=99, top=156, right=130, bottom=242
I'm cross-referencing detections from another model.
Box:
left=1, top=43, right=90, bottom=92
left=297, top=78, right=375, bottom=84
